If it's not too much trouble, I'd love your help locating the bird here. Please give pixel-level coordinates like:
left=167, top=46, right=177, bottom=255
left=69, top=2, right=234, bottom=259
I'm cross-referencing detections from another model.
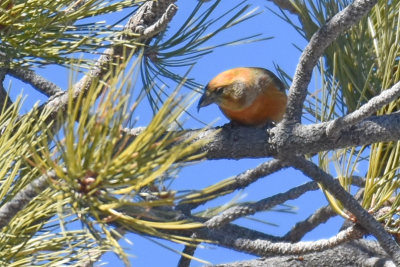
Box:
left=197, top=67, right=287, bottom=126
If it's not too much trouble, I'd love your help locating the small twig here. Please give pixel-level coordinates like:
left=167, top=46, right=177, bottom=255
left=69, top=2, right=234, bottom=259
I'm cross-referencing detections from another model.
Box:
left=177, top=238, right=198, bottom=267
left=204, top=176, right=365, bottom=229
left=0, top=171, right=54, bottom=230
left=287, top=156, right=400, bottom=264
left=283, top=205, right=336, bottom=242
left=177, top=246, right=197, bottom=267
left=326, top=81, right=400, bottom=136
left=283, top=178, right=365, bottom=242
left=351, top=176, right=366, bottom=187
left=177, top=159, right=287, bottom=212
left=284, top=0, right=378, bottom=123
left=0, top=68, right=12, bottom=110
left=205, top=181, right=319, bottom=228
left=8, top=68, right=63, bottom=97
left=121, top=126, right=146, bottom=136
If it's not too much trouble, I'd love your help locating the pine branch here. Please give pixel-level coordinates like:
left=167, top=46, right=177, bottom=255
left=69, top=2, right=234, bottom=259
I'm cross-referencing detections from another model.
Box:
left=177, top=159, right=287, bottom=212
left=284, top=0, right=378, bottom=123
left=204, top=176, right=364, bottom=228
left=282, top=177, right=365, bottom=243
left=287, top=156, right=400, bottom=264
left=205, top=181, right=320, bottom=228
left=213, top=240, right=393, bottom=267
left=177, top=238, right=198, bottom=267
left=197, top=222, right=365, bottom=257
left=326, top=81, right=400, bottom=136
left=8, top=68, right=63, bottom=97
left=0, top=171, right=54, bottom=230
left=0, top=0, right=179, bottom=232
left=124, top=111, right=400, bottom=160
left=283, top=205, right=336, bottom=242
left=40, top=0, right=177, bottom=124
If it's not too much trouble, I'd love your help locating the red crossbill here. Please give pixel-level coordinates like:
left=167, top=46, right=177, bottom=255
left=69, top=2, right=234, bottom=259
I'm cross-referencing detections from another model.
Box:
left=197, top=67, right=287, bottom=126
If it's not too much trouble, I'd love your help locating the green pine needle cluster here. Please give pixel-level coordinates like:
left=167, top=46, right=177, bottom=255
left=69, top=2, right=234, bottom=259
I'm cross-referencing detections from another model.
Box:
left=21, top=59, right=214, bottom=264
left=0, top=0, right=143, bottom=67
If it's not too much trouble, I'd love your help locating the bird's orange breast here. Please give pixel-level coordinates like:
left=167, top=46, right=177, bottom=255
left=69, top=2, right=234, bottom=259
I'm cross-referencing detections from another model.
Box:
left=220, top=84, right=287, bottom=126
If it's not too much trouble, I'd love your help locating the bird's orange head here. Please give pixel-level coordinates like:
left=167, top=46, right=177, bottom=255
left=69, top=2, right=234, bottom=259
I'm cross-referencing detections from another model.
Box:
left=198, top=67, right=259, bottom=111
left=198, top=67, right=287, bottom=126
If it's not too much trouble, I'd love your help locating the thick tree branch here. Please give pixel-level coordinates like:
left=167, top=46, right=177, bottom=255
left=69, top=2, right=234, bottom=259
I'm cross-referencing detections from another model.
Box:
left=287, top=156, right=400, bottom=264
left=285, top=0, right=377, bottom=123
left=175, top=112, right=400, bottom=160
left=122, top=111, right=400, bottom=160
left=196, top=220, right=282, bottom=242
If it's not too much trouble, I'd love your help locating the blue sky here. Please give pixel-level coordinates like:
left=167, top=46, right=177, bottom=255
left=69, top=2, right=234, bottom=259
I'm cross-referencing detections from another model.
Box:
left=5, top=0, right=350, bottom=266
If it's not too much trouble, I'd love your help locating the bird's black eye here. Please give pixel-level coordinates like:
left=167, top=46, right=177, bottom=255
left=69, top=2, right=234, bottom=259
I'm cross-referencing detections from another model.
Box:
left=215, top=87, right=224, bottom=95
